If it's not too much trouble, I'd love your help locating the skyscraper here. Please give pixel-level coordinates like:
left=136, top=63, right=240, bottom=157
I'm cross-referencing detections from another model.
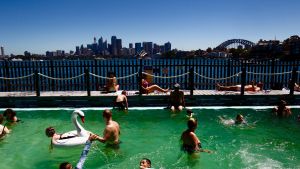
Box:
left=111, top=36, right=117, bottom=55
left=116, top=39, right=122, bottom=56
left=0, top=46, right=4, bottom=57
left=164, top=42, right=171, bottom=52
left=135, top=43, right=142, bottom=55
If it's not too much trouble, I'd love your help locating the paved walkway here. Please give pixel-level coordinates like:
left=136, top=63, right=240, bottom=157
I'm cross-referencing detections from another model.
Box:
left=0, top=89, right=295, bottom=97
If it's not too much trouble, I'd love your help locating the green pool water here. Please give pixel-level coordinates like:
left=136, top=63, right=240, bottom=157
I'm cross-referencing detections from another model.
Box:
left=0, top=107, right=300, bottom=169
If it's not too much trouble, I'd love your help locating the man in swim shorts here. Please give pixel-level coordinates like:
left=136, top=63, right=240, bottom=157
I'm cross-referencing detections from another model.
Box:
left=115, top=90, right=128, bottom=110
left=92, top=109, right=121, bottom=147
left=169, top=83, right=185, bottom=112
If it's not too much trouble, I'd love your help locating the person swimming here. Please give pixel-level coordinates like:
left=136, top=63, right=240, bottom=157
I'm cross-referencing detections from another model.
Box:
left=219, top=114, right=247, bottom=125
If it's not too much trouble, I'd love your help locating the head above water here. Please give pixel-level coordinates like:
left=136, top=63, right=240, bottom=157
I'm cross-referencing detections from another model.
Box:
left=140, top=158, right=151, bottom=168
left=187, top=118, right=197, bottom=130
left=186, top=109, right=193, bottom=115
left=45, top=127, right=56, bottom=137
left=236, top=114, right=244, bottom=123
left=3, top=108, right=16, bottom=118
left=103, top=109, right=112, bottom=119
left=59, top=162, right=72, bottom=169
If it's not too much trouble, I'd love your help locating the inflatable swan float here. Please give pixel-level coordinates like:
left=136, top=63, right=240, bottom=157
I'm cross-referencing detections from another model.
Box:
left=53, top=110, right=90, bottom=147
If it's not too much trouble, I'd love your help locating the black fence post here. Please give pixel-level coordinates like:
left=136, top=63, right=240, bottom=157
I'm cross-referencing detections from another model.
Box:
left=34, top=70, right=40, bottom=96
left=50, top=60, right=55, bottom=91
left=270, top=58, right=275, bottom=89
left=185, top=58, right=188, bottom=89
left=289, top=67, right=297, bottom=95
left=5, top=60, right=11, bottom=92
left=85, top=68, right=91, bottom=96
left=189, top=67, right=194, bottom=96
left=240, top=67, right=246, bottom=96
left=138, top=59, right=143, bottom=96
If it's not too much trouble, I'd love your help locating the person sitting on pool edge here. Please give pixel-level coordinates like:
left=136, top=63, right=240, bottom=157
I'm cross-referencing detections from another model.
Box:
left=273, top=100, right=292, bottom=117
left=0, top=114, right=10, bottom=138
left=139, top=158, right=153, bottom=169
left=169, top=83, right=185, bottom=112
left=3, top=108, right=19, bottom=123
left=141, top=75, right=168, bottom=94
left=181, top=118, right=212, bottom=154
left=114, top=90, right=128, bottom=110
left=103, top=72, right=119, bottom=93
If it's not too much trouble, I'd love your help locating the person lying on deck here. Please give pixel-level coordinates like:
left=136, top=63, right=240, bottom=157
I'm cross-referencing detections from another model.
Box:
left=216, top=81, right=263, bottom=92
left=140, top=77, right=168, bottom=94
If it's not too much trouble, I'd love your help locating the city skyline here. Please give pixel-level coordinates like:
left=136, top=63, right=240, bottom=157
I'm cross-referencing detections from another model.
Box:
left=1, top=0, right=300, bottom=55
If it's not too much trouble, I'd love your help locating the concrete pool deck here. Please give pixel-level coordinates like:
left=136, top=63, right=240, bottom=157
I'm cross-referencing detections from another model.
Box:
left=0, top=90, right=300, bottom=108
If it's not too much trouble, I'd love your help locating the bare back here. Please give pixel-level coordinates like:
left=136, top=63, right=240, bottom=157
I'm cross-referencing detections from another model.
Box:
left=103, top=120, right=120, bottom=145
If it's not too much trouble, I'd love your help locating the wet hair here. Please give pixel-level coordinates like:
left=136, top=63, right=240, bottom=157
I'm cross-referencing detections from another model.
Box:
left=0, top=114, right=4, bottom=124
left=187, top=118, right=197, bottom=130
left=279, top=100, right=287, bottom=106
left=45, top=127, right=56, bottom=137
left=141, top=158, right=151, bottom=167
left=3, top=108, right=16, bottom=117
left=236, top=114, right=244, bottom=121
left=121, top=90, right=127, bottom=95
left=103, top=109, right=112, bottom=119
left=59, top=162, right=72, bottom=169
left=186, top=109, right=193, bottom=115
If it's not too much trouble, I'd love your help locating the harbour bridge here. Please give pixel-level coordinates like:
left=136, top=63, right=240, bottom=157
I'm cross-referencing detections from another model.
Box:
left=215, top=39, right=255, bottom=50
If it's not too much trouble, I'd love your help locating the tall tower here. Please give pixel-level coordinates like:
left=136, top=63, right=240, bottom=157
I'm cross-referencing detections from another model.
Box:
left=111, top=36, right=117, bottom=55
left=0, top=46, right=4, bottom=57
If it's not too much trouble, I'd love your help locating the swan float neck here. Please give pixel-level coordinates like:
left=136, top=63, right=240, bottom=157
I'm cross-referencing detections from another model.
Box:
left=72, top=110, right=86, bottom=136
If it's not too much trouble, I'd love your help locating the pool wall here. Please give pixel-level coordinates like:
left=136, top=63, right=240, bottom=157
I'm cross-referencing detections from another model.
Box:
left=1, top=94, right=299, bottom=108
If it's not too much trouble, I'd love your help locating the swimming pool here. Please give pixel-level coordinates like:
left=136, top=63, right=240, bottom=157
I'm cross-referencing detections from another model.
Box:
left=0, top=107, right=299, bottom=169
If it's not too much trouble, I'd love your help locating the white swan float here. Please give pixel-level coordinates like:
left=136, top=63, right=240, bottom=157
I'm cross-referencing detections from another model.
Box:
left=53, top=109, right=90, bottom=147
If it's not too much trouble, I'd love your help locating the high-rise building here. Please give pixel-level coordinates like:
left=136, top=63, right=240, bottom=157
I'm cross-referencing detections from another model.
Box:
left=0, top=46, right=4, bottom=57
left=111, top=36, right=117, bottom=55
left=164, top=42, right=171, bottom=52
left=135, top=43, right=142, bottom=55
left=153, top=43, right=160, bottom=54
left=116, top=39, right=122, bottom=56
left=143, top=42, right=153, bottom=55
left=129, top=43, right=133, bottom=48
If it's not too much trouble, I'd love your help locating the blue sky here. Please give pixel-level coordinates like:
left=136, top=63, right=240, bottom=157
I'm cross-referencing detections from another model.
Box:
left=0, top=0, right=300, bottom=55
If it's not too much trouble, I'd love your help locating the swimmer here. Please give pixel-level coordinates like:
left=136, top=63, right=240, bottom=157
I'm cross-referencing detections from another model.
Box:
left=181, top=118, right=212, bottom=154
left=273, top=100, right=292, bottom=117
left=0, top=114, right=10, bottom=138
left=3, top=108, right=19, bottom=123
left=186, top=109, right=194, bottom=119
left=219, top=114, right=247, bottom=125
left=139, top=158, right=152, bottom=169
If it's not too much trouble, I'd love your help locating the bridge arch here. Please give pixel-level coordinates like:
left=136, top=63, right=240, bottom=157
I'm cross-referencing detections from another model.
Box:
left=216, top=39, right=255, bottom=50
